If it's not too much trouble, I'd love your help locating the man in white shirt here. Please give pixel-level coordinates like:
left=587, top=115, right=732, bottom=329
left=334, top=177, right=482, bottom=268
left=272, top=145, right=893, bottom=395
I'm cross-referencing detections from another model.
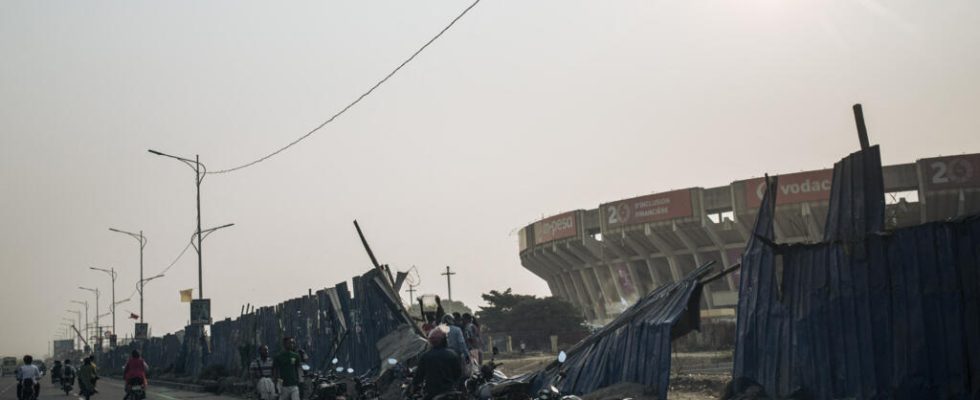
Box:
left=16, top=355, right=42, bottom=400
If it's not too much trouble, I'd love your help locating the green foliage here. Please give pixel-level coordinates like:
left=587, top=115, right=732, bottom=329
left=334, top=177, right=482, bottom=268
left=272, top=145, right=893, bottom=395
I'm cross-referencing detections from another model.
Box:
left=476, top=289, right=587, bottom=339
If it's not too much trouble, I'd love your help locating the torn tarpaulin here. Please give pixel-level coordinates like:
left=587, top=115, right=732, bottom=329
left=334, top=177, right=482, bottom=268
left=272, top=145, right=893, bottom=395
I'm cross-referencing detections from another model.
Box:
left=733, top=146, right=980, bottom=399
left=527, top=261, right=716, bottom=400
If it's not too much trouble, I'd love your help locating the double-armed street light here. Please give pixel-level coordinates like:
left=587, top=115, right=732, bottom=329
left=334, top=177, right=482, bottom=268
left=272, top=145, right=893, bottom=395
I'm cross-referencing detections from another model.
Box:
left=78, top=287, right=100, bottom=339
left=89, top=267, right=117, bottom=335
left=109, top=228, right=149, bottom=321
left=147, top=149, right=234, bottom=303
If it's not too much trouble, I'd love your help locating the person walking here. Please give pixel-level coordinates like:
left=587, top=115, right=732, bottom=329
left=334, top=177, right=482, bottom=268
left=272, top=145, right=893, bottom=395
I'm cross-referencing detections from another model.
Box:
left=250, top=345, right=276, bottom=400
left=272, top=337, right=302, bottom=400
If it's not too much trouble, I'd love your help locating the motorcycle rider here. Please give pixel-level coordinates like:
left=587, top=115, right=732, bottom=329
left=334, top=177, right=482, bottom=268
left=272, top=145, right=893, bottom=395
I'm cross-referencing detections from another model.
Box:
left=78, top=356, right=99, bottom=400
left=51, top=360, right=62, bottom=385
left=15, top=355, right=42, bottom=400
left=123, top=350, right=149, bottom=395
left=413, top=327, right=463, bottom=400
left=250, top=345, right=276, bottom=400
left=62, top=359, right=77, bottom=389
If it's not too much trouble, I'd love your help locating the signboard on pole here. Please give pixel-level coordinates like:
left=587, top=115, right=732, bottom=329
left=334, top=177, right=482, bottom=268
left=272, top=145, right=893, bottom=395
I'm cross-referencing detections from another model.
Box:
left=741, top=169, right=833, bottom=208
left=134, top=323, right=149, bottom=340
left=600, top=189, right=695, bottom=230
left=53, top=340, right=74, bottom=358
left=918, top=153, right=980, bottom=191
left=533, top=211, right=580, bottom=245
left=190, top=299, right=212, bottom=325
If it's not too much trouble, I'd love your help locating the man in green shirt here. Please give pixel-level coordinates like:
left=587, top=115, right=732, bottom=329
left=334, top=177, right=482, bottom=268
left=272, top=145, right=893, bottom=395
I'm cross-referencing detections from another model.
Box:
left=272, top=337, right=302, bottom=400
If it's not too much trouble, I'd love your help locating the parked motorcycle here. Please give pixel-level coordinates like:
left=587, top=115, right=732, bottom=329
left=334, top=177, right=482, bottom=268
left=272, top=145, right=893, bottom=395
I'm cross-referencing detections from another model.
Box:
left=306, top=359, right=349, bottom=400
left=535, top=352, right=580, bottom=400
left=465, top=349, right=508, bottom=400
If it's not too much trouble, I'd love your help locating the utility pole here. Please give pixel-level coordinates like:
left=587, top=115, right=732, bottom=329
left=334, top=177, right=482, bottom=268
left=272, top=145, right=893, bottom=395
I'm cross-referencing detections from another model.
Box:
left=441, top=266, right=456, bottom=301
left=407, top=284, right=418, bottom=302
left=71, top=300, right=89, bottom=344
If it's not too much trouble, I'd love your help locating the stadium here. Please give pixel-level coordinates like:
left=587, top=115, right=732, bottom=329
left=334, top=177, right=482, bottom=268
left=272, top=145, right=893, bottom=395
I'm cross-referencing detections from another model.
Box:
left=518, top=152, right=980, bottom=325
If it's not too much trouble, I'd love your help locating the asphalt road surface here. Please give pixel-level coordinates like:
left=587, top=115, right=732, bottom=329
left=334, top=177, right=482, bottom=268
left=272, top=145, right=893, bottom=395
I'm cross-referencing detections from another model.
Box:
left=0, top=378, right=235, bottom=400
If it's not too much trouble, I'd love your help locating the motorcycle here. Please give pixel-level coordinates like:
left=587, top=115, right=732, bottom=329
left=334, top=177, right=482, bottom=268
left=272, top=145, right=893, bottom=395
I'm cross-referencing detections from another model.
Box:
left=465, top=349, right=508, bottom=400
left=535, top=351, right=580, bottom=400
left=305, top=359, right=350, bottom=400
left=123, top=378, right=146, bottom=400
left=61, top=376, right=74, bottom=396
left=18, top=379, right=39, bottom=400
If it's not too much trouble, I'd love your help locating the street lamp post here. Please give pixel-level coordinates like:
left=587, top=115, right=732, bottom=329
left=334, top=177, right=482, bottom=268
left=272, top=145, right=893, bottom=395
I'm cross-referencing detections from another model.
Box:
left=147, top=149, right=236, bottom=305
left=71, top=300, right=89, bottom=343
left=90, top=267, right=117, bottom=335
left=148, top=149, right=206, bottom=299
left=109, top=228, right=148, bottom=322
left=79, top=287, right=100, bottom=341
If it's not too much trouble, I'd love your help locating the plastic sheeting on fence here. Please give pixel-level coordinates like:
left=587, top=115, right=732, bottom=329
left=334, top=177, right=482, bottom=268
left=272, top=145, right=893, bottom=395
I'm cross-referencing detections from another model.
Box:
left=733, top=145, right=980, bottom=399
left=100, top=268, right=421, bottom=379
left=526, top=262, right=715, bottom=399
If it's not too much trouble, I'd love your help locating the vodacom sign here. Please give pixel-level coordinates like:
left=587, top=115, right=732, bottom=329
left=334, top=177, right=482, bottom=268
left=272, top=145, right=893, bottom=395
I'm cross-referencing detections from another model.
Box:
left=743, top=169, right=834, bottom=208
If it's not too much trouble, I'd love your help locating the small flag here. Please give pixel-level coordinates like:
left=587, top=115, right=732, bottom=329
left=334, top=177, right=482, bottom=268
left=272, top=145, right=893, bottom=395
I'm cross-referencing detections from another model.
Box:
left=180, top=289, right=193, bottom=303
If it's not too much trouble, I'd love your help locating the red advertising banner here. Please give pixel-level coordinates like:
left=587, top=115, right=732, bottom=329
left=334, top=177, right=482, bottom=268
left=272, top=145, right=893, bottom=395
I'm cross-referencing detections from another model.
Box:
left=533, top=211, right=579, bottom=245
left=918, top=153, right=980, bottom=191
left=742, top=169, right=833, bottom=208
left=601, top=189, right=694, bottom=230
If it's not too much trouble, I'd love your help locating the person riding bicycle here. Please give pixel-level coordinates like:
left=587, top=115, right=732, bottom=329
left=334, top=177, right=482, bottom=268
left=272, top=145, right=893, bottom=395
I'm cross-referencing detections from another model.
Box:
left=123, top=350, right=149, bottom=394
left=15, top=355, right=42, bottom=400
left=412, top=326, right=463, bottom=400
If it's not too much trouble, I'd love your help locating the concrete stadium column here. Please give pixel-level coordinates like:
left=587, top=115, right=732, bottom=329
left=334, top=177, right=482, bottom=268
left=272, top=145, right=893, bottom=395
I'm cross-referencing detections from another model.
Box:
left=673, top=225, right=714, bottom=309
left=620, top=234, right=652, bottom=294
left=644, top=227, right=684, bottom=283
left=700, top=217, right=735, bottom=292
left=577, top=268, right=608, bottom=319
left=562, top=271, right=598, bottom=321
left=598, top=239, right=639, bottom=296
left=549, top=272, right=573, bottom=303
left=581, top=237, right=630, bottom=302
left=600, top=264, right=626, bottom=303
left=642, top=258, right=664, bottom=289
left=568, top=270, right=606, bottom=321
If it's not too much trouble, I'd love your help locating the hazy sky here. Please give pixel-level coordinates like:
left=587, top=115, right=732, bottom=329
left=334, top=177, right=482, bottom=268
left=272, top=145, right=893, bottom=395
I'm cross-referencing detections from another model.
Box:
left=2, top=0, right=979, bottom=356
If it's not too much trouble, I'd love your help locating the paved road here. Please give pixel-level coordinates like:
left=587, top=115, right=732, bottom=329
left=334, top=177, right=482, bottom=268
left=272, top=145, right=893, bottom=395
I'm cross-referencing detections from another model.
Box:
left=0, top=377, right=235, bottom=400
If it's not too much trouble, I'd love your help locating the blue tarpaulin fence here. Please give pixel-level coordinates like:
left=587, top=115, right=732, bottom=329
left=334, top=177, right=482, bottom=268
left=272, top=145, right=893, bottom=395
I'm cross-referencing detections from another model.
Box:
left=100, top=268, right=417, bottom=379
left=733, top=146, right=980, bottom=399
left=526, top=262, right=714, bottom=399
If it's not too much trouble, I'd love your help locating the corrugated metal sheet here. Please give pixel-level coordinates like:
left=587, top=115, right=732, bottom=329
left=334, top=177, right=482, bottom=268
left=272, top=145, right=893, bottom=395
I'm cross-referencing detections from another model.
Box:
left=527, top=262, right=714, bottom=399
left=733, top=146, right=980, bottom=399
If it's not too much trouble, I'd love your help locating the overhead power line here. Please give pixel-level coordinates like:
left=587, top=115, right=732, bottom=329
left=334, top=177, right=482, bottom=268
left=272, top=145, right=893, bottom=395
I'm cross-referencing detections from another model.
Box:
left=209, top=0, right=483, bottom=175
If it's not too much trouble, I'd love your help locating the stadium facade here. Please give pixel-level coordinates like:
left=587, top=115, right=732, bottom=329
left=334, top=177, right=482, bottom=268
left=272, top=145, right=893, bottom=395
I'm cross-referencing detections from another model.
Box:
left=518, top=153, right=980, bottom=325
